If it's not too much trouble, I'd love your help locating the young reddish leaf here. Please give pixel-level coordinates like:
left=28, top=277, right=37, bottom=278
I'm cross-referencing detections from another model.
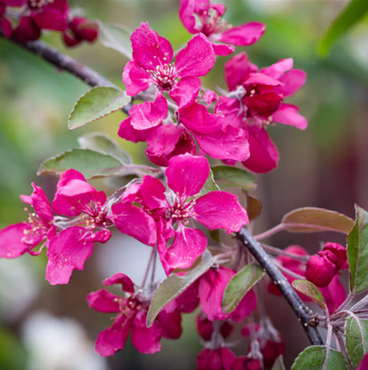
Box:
left=345, top=317, right=368, bottom=368
left=292, top=280, right=327, bottom=311
left=78, top=132, right=132, bottom=164
left=98, top=22, right=132, bottom=59
left=291, top=346, right=348, bottom=370
left=282, top=207, right=354, bottom=234
left=68, top=86, right=131, bottom=130
left=212, top=165, right=257, bottom=191
left=147, top=250, right=216, bottom=327
left=37, top=148, right=123, bottom=179
left=222, top=263, right=264, bottom=314
left=272, top=356, right=286, bottom=370
left=348, top=205, right=368, bottom=294
left=244, top=194, right=262, bottom=221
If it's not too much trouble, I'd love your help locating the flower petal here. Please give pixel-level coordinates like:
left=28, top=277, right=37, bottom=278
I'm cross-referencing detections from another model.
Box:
left=130, top=92, right=168, bottom=130
left=30, top=183, right=53, bottom=223
left=242, top=126, right=279, bottom=173
left=211, top=42, right=235, bottom=56
left=118, top=117, right=158, bottom=143
left=194, top=126, right=250, bottom=162
left=166, top=153, right=209, bottom=197
left=0, top=223, right=29, bottom=258
left=137, top=175, right=167, bottom=211
left=272, top=103, right=307, bottom=130
left=193, top=191, right=248, bottom=233
left=275, top=69, right=306, bottom=97
left=216, top=22, right=265, bottom=46
left=259, top=58, right=293, bottom=79
left=169, top=76, right=201, bottom=109
left=87, top=289, right=121, bottom=313
left=95, top=313, right=132, bottom=357
left=131, top=22, right=173, bottom=70
left=165, top=224, right=207, bottom=270
left=179, top=0, right=200, bottom=34
left=46, top=227, right=97, bottom=285
left=111, top=202, right=157, bottom=247
left=103, top=272, right=135, bottom=294
left=123, top=60, right=152, bottom=96
left=176, top=33, right=215, bottom=78
left=157, top=308, right=182, bottom=339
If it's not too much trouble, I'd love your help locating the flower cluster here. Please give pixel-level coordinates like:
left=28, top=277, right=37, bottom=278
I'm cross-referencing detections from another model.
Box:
left=1, top=0, right=98, bottom=46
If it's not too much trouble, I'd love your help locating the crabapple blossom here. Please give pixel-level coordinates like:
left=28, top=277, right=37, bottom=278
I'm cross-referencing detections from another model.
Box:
left=63, top=16, right=98, bottom=47
left=87, top=273, right=182, bottom=356
left=179, top=0, right=265, bottom=56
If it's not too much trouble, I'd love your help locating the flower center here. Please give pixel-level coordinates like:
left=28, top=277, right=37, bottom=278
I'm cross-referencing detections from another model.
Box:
left=28, top=0, right=53, bottom=10
left=148, top=63, right=178, bottom=91
left=22, top=208, right=49, bottom=246
left=200, top=8, right=230, bottom=36
left=168, top=197, right=196, bottom=223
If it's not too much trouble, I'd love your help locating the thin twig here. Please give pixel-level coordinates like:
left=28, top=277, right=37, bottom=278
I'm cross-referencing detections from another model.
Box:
left=236, top=227, right=323, bottom=345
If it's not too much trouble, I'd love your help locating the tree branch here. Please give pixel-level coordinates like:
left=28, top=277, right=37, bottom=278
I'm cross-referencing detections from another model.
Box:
left=0, top=30, right=131, bottom=114
left=1, top=30, right=323, bottom=346
left=237, top=227, right=323, bottom=346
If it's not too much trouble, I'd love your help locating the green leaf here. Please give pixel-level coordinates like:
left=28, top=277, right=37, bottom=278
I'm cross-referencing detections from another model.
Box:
left=78, top=132, right=132, bottom=164
left=292, top=346, right=348, bottom=370
left=98, top=22, right=132, bottom=59
left=272, top=356, right=286, bottom=370
left=282, top=207, right=354, bottom=234
left=292, top=280, right=327, bottom=311
left=147, top=250, right=216, bottom=327
left=211, top=165, right=257, bottom=191
left=348, top=205, right=368, bottom=294
left=345, top=317, right=368, bottom=368
left=68, top=86, right=131, bottom=130
left=318, top=0, right=368, bottom=56
left=199, top=169, right=220, bottom=196
left=222, top=263, right=264, bottom=313
left=37, top=148, right=123, bottom=179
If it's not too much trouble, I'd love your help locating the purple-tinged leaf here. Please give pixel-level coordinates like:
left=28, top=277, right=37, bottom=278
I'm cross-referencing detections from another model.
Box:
left=282, top=207, right=354, bottom=234
left=292, top=280, right=327, bottom=311
left=212, top=165, right=257, bottom=191
left=98, top=22, right=132, bottom=59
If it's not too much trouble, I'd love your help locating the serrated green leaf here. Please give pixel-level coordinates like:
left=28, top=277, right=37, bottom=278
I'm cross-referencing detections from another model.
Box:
left=222, top=263, right=264, bottom=313
left=78, top=132, right=132, bottom=164
left=282, top=207, right=354, bottom=234
left=212, top=165, right=257, bottom=191
left=292, top=346, right=348, bottom=370
left=68, top=86, right=131, bottom=130
left=98, top=22, right=132, bottom=59
left=345, top=317, right=368, bottom=368
left=199, top=169, right=220, bottom=196
left=348, top=205, right=368, bottom=294
left=272, top=356, right=286, bottom=370
left=147, top=250, right=216, bottom=327
left=318, top=0, right=368, bottom=56
left=37, top=148, right=123, bottom=179
left=292, top=280, right=327, bottom=311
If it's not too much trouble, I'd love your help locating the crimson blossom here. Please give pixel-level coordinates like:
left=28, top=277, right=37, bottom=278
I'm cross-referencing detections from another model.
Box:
left=222, top=52, right=307, bottom=173
left=88, top=273, right=184, bottom=356
left=179, top=0, right=265, bottom=56
left=125, top=153, right=248, bottom=274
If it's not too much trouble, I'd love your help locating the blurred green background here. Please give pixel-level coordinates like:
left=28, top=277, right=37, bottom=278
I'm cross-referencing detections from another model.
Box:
left=1, top=0, right=368, bottom=369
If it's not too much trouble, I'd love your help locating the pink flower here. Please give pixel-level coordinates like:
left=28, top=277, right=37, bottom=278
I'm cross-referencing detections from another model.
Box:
left=132, top=154, right=248, bottom=272
left=197, top=347, right=236, bottom=370
left=357, top=354, right=368, bottom=370
left=198, top=265, right=257, bottom=322
left=179, top=0, right=265, bottom=56
left=268, top=245, right=346, bottom=314
left=88, top=273, right=182, bottom=356
left=0, top=183, right=55, bottom=258
left=123, top=22, right=215, bottom=99
left=242, top=319, right=285, bottom=368
left=46, top=169, right=156, bottom=285
left=305, top=242, right=347, bottom=287
left=196, top=313, right=234, bottom=341
left=63, top=16, right=98, bottom=47
left=232, top=356, right=262, bottom=370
